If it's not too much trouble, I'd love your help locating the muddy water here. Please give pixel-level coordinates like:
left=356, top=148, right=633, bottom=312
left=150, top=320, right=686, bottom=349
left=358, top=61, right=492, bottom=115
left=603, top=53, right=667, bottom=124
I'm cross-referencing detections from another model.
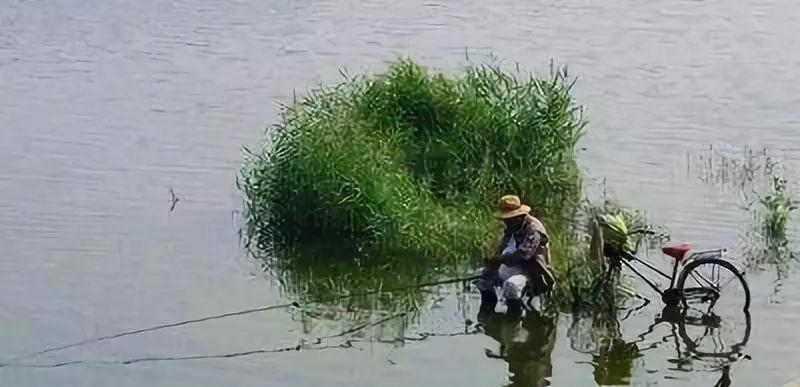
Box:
left=2, top=0, right=800, bottom=386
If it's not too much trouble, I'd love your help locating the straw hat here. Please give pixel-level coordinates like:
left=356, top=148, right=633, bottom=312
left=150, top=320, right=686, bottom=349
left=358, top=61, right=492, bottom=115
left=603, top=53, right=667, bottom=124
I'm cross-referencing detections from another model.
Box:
left=495, top=195, right=531, bottom=219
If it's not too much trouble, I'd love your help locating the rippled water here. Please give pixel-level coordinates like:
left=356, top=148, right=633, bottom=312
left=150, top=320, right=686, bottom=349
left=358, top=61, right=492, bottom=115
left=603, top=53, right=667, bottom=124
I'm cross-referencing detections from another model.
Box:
left=2, top=0, right=800, bottom=386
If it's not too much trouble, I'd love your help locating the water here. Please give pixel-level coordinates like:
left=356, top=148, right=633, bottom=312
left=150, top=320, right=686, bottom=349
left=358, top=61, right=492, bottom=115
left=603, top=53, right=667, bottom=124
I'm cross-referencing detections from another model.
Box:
left=2, top=0, right=800, bottom=385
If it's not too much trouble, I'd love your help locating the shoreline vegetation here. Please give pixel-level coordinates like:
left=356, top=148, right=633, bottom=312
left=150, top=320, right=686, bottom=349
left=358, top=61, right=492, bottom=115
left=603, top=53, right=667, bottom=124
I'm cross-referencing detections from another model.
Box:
left=241, top=59, right=653, bottom=314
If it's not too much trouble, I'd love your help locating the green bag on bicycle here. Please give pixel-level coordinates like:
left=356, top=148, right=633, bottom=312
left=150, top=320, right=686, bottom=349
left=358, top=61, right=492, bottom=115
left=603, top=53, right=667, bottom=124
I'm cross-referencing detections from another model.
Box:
left=597, top=213, right=635, bottom=256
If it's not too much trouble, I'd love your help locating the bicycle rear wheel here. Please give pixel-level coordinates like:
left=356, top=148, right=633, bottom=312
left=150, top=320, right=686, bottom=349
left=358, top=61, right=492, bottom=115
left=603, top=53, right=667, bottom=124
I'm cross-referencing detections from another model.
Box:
left=675, top=258, right=751, bottom=361
left=676, top=257, right=751, bottom=313
left=677, top=310, right=751, bottom=360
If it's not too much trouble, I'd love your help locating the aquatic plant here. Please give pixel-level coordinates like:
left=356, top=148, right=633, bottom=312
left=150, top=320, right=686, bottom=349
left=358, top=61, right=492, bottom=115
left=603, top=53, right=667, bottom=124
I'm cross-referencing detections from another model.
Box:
left=690, top=145, right=798, bottom=299
left=742, top=167, right=798, bottom=300
left=265, top=241, right=433, bottom=314
left=758, top=175, right=796, bottom=249
left=707, top=148, right=800, bottom=266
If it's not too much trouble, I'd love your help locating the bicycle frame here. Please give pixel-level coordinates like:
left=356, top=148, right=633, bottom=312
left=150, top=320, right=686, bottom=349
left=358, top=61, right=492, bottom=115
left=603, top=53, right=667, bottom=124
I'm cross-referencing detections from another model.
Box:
left=613, top=248, right=727, bottom=296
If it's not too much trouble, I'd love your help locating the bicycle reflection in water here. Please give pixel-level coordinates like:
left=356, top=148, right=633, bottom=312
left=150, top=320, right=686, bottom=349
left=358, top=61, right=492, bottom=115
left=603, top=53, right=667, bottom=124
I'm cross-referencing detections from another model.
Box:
left=477, top=306, right=750, bottom=387
left=568, top=309, right=641, bottom=386
left=567, top=306, right=751, bottom=386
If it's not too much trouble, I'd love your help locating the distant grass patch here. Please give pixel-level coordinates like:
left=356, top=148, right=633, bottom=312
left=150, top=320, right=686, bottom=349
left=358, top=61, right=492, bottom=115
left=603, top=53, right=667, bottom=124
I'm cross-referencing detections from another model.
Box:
left=690, top=145, right=799, bottom=300
left=692, top=145, right=799, bottom=266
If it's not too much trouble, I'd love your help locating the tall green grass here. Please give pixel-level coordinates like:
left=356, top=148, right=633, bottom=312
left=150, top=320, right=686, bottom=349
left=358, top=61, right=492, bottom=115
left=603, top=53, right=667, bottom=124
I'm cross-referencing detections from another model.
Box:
left=241, top=59, right=585, bottom=261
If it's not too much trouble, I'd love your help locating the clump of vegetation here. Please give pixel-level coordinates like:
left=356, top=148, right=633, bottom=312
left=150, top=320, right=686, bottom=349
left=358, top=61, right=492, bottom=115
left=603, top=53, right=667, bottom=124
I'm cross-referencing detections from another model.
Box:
left=743, top=167, right=797, bottom=297
left=241, top=59, right=585, bottom=262
left=758, top=175, right=796, bottom=249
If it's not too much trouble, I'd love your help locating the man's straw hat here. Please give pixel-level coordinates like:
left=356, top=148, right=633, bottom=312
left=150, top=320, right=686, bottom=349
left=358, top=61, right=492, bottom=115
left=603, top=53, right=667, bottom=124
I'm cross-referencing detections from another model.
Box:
left=495, top=195, right=531, bottom=219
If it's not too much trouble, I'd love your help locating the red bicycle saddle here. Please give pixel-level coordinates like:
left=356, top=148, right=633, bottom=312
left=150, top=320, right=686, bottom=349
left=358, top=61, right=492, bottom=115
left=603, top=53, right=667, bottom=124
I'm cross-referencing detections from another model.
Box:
left=662, top=243, right=692, bottom=261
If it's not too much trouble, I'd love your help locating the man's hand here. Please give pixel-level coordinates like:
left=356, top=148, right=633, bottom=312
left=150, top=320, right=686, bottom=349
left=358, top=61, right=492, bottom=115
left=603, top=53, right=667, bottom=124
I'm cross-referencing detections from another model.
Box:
left=501, top=253, right=524, bottom=266
left=484, top=256, right=502, bottom=273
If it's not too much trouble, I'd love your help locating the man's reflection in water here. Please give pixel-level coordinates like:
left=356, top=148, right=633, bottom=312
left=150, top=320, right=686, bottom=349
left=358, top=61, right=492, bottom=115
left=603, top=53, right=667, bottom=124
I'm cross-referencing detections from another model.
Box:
left=479, top=309, right=557, bottom=387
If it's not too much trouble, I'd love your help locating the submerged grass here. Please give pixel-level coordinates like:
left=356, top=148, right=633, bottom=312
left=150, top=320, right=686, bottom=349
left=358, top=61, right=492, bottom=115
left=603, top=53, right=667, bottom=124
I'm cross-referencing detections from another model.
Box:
left=757, top=175, right=796, bottom=250
left=692, top=145, right=799, bottom=265
left=691, top=145, right=799, bottom=300
left=743, top=164, right=798, bottom=297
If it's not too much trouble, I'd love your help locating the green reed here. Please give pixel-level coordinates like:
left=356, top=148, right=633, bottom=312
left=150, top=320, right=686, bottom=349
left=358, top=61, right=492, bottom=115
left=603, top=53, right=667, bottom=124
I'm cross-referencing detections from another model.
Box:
left=759, top=175, right=796, bottom=249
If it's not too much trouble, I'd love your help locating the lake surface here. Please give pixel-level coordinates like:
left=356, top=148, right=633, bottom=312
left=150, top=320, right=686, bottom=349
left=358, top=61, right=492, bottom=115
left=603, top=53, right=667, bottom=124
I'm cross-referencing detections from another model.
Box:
left=2, top=0, right=800, bottom=386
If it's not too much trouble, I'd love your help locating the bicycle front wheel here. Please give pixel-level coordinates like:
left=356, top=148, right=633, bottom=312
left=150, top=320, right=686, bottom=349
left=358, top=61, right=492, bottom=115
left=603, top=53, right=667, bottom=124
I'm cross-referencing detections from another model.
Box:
left=676, top=257, right=751, bottom=313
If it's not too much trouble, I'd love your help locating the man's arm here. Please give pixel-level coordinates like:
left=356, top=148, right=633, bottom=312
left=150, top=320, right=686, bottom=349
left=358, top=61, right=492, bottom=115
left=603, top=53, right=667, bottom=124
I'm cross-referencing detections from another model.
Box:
left=502, top=228, right=541, bottom=265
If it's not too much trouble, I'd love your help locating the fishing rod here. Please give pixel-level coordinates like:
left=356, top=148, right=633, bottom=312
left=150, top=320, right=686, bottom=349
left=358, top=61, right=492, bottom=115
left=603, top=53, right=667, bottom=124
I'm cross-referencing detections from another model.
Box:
left=6, top=273, right=481, bottom=363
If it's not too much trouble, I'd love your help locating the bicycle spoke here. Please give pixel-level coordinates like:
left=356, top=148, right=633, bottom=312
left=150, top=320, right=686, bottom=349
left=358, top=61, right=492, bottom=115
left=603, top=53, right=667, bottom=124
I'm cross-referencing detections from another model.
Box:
left=687, top=304, right=710, bottom=316
left=692, top=327, right=711, bottom=348
left=690, top=271, right=716, bottom=289
left=717, top=275, right=737, bottom=292
left=715, top=333, right=727, bottom=354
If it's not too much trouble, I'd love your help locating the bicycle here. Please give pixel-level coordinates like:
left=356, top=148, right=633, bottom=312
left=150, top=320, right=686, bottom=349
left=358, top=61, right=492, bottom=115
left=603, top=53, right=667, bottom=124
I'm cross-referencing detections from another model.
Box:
left=602, top=240, right=751, bottom=313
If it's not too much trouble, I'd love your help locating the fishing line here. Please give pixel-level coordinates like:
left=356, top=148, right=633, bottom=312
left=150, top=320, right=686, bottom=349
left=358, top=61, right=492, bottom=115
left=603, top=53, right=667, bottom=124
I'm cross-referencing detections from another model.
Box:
left=1, top=311, right=410, bottom=369
left=6, top=274, right=479, bottom=363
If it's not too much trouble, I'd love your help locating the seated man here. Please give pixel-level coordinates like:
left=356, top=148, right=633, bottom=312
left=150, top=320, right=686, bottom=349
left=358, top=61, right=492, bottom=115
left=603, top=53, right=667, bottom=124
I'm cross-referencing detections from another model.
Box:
left=475, top=195, right=555, bottom=315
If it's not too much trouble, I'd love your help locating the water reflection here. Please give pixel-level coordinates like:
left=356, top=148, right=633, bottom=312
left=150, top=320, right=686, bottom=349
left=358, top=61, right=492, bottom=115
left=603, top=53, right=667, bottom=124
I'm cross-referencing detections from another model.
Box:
left=565, top=306, right=751, bottom=386
left=257, top=240, right=480, bottom=341
left=265, top=236, right=754, bottom=385
left=568, top=311, right=640, bottom=386
left=480, top=309, right=557, bottom=387
left=656, top=307, right=751, bottom=367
